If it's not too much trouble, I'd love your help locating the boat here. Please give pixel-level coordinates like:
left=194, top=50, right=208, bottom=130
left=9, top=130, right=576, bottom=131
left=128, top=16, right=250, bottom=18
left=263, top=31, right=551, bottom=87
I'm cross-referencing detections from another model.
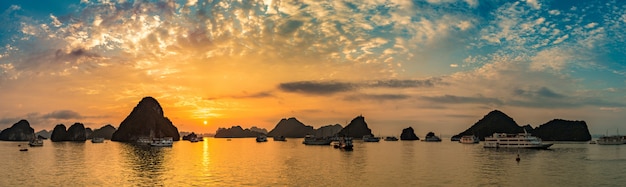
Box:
left=29, top=138, right=44, bottom=146
left=256, top=135, right=268, bottom=142
left=338, top=137, right=353, bottom=151
left=19, top=148, right=28, bottom=151
left=189, top=137, right=199, bottom=143
left=483, top=131, right=553, bottom=149
left=423, top=132, right=442, bottom=142
left=273, top=136, right=286, bottom=141
left=302, top=135, right=332, bottom=145
left=91, top=137, right=105, bottom=143
left=596, top=136, right=626, bottom=145
left=362, top=135, right=380, bottom=142
left=151, top=137, right=174, bottom=147
left=384, top=136, right=399, bottom=141
left=459, top=135, right=479, bottom=144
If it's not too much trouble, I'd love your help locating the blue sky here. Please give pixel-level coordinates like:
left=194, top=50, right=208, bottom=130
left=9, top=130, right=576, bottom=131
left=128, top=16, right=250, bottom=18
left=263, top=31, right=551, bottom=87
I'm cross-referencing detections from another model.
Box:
left=0, top=0, right=625, bottom=136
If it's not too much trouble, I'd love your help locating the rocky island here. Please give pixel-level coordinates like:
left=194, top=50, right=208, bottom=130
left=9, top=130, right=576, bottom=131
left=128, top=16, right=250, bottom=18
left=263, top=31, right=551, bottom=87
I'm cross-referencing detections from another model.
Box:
left=111, top=97, right=180, bottom=142
left=266, top=117, right=314, bottom=138
left=214, top=126, right=265, bottom=138
left=337, top=115, right=374, bottom=138
left=51, top=123, right=88, bottom=142
left=400, top=127, right=419, bottom=140
left=0, top=120, right=35, bottom=141
left=451, top=110, right=591, bottom=141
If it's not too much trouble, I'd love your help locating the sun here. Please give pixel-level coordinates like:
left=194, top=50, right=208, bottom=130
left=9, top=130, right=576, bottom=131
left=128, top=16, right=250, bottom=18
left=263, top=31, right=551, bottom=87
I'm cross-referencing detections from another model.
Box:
left=203, top=120, right=208, bottom=125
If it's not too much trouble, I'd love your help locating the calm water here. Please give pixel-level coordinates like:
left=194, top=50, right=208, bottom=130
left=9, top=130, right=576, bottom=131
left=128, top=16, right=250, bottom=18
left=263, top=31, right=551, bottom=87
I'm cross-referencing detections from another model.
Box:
left=1, top=138, right=625, bottom=186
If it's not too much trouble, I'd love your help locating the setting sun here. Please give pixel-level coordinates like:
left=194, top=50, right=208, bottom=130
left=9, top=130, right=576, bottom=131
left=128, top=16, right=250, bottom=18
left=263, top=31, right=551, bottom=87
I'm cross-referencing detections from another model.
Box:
left=203, top=121, right=207, bottom=125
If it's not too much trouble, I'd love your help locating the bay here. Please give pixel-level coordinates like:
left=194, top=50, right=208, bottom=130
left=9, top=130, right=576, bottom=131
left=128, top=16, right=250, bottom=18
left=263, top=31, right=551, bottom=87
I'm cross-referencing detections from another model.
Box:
left=1, top=138, right=625, bottom=186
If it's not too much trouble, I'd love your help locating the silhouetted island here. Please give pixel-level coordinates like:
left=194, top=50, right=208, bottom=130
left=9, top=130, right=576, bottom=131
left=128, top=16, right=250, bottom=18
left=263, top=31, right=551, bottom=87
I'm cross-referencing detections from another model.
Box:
left=91, top=124, right=117, bottom=139
left=0, top=119, right=35, bottom=141
left=51, top=123, right=88, bottom=142
left=314, top=124, right=343, bottom=137
left=35, top=129, right=51, bottom=139
left=337, top=115, right=374, bottom=138
left=214, top=126, right=265, bottom=138
left=111, top=97, right=180, bottom=142
left=400, top=127, right=419, bottom=140
left=451, top=110, right=591, bottom=141
left=266, top=117, right=314, bottom=138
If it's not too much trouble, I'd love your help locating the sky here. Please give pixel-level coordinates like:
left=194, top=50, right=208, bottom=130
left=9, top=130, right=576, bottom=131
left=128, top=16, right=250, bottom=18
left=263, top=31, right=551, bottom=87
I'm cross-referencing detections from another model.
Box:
left=0, top=0, right=625, bottom=136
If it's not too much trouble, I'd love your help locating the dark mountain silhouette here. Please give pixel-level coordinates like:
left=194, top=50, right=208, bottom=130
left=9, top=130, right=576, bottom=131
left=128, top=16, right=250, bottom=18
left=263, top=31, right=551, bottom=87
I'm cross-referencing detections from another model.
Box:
left=249, top=126, right=268, bottom=134
left=66, top=123, right=87, bottom=141
left=267, top=117, right=314, bottom=138
left=314, top=124, right=343, bottom=137
left=91, top=124, right=116, bottom=139
left=0, top=120, right=34, bottom=141
left=214, top=126, right=264, bottom=138
left=182, top=132, right=198, bottom=140
left=51, top=124, right=69, bottom=142
left=85, top=128, right=93, bottom=139
left=451, top=110, right=523, bottom=140
left=532, top=119, right=591, bottom=141
left=112, top=97, right=180, bottom=142
left=35, top=129, right=51, bottom=139
left=400, top=127, right=419, bottom=140
left=337, top=115, right=373, bottom=138
left=452, top=110, right=591, bottom=141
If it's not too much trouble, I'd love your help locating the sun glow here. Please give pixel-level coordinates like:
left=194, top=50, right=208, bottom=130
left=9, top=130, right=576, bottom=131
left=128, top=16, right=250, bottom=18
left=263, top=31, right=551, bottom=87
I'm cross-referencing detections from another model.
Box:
left=203, top=120, right=207, bottom=125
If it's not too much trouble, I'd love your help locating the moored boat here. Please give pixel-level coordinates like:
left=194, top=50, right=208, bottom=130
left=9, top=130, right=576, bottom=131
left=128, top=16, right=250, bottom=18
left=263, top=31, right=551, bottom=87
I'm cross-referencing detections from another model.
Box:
left=384, top=136, right=399, bottom=141
left=151, top=137, right=174, bottom=147
left=362, top=135, right=380, bottom=142
left=29, top=138, right=44, bottom=147
left=483, top=131, right=552, bottom=149
left=596, top=136, right=626, bottom=145
left=302, top=135, right=332, bottom=145
left=256, top=135, right=268, bottom=142
left=91, top=137, right=105, bottom=143
left=423, top=132, right=442, bottom=142
left=273, top=135, right=286, bottom=141
left=459, top=135, right=479, bottom=144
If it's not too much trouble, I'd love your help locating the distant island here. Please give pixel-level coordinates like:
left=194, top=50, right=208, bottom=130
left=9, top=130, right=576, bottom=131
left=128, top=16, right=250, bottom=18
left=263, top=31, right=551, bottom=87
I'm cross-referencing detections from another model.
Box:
left=451, top=110, right=591, bottom=141
left=112, top=97, right=180, bottom=142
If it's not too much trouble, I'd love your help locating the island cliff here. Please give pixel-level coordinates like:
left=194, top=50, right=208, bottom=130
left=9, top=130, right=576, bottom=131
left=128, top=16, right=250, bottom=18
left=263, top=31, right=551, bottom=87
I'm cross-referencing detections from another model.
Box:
left=452, top=110, right=591, bottom=141
left=400, top=127, right=419, bottom=140
left=337, top=115, right=373, bottom=138
left=51, top=123, right=88, bottom=142
left=0, top=120, right=34, bottom=141
left=91, top=124, right=116, bottom=139
left=314, top=124, right=343, bottom=137
left=214, top=126, right=264, bottom=138
left=111, top=97, right=180, bottom=142
left=267, top=117, right=314, bottom=138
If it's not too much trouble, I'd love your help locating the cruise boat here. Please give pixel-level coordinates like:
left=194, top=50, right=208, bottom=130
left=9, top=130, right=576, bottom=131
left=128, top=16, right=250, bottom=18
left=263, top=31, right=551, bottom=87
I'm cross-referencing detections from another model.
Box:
left=483, top=132, right=552, bottom=149
left=423, top=132, right=442, bottom=142
left=337, top=137, right=353, bottom=151
left=256, top=135, right=268, bottom=142
left=29, top=138, right=44, bottom=147
left=302, top=135, right=332, bottom=145
left=151, top=137, right=174, bottom=147
left=596, top=136, right=626, bottom=145
left=362, top=135, right=380, bottom=142
left=91, top=137, right=105, bottom=143
left=459, top=135, right=479, bottom=144
left=384, top=136, right=399, bottom=141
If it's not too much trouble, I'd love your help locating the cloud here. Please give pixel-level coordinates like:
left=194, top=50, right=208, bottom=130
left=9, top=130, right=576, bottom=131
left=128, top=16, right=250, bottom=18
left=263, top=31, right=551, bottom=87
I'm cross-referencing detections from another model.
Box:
left=42, top=110, right=83, bottom=119
left=514, top=87, right=565, bottom=98
left=278, top=81, right=356, bottom=95
left=421, top=94, right=504, bottom=106
left=367, top=78, right=441, bottom=88
left=344, top=93, right=411, bottom=101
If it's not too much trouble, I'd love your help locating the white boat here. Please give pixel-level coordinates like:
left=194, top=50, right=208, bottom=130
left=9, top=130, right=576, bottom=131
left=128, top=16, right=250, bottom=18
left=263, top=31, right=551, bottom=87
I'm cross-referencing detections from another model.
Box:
left=362, top=135, right=380, bottom=142
left=459, top=135, right=479, bottom=144
left=256, top=135, right=268, bottom=142
left=91, top=137, right=105, bottom=143
left=423, top=132, right=442, bottom=142
left=483, top=131, right=552, bottom=149
left=302, top=135, right=332, bottom=145
left=29, top=138, right=44, bottom=147
left=189, top=137, right=199, bottom=142
left=384, top=136, right=399, bottom=141
left=596, top=136, right=626, bottom=145
left=151, top=137, right=173, bottom=147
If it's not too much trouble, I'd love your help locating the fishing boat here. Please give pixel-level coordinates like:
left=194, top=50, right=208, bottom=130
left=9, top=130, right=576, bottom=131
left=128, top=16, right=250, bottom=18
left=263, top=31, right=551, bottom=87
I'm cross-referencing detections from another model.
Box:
left=302, top=135, right=332, bottom=145
left=151, top=137, right=174, bottom=147
left=29, top=138, right=44, bottom=146
left=483, top=131, right=552, bottom=149
left=459, top=135, right=479, bottom=144
left=91, top=137, right=105, bottom=143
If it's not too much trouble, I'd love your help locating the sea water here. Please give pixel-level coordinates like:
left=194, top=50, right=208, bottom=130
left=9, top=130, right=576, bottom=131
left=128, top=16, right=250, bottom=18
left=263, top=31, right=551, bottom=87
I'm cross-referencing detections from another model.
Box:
left=1, top=138, right=625, bottom=186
